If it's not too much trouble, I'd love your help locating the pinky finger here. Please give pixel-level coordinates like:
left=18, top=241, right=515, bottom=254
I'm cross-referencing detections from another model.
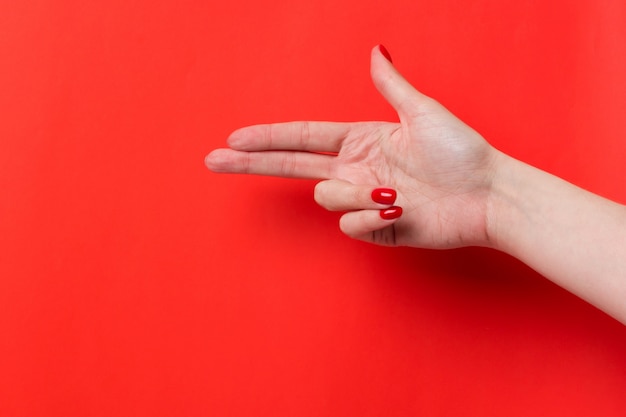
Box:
left=339, top=207, right=403, bottom=246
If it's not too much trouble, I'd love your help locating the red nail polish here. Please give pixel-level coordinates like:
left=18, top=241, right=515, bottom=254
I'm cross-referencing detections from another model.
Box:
left=378, top=44, right=392, bottom=63
left=380, top=206, right=402, bottom=220
left=372, top=188, right=397, bottom=205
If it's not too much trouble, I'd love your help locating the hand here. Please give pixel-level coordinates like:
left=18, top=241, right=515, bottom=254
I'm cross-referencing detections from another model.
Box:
left=206, top=45, right=501, bottom=248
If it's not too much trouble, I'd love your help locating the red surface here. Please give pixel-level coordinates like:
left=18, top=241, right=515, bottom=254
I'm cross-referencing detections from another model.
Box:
left=1, top=1, right=625, bottom=416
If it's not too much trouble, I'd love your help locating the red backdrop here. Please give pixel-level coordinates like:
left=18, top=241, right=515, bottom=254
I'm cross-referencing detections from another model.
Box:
left=1, top=1, right=625, bottom=416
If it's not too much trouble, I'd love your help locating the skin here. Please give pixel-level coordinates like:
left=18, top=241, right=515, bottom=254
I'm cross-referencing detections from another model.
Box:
left=206, top=46, right=626, bottom=324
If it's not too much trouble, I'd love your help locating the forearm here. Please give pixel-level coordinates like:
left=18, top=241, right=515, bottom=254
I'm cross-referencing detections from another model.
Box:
left=487, top=152, right=626, bottom=324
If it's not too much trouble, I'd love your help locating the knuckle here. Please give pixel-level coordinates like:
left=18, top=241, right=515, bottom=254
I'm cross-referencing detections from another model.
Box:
left=279, top=154, right=296, bottom=177
left=242, top=152, right=252, bottom=174
left=299, top=121, right=311, bottom=148
left=265, top=124, right=276, bottom=148
left=353, top=186, right=367, bottom=206
left=314, top=181, right=330, bottom=207
left=339, top=215, right=358, bottom=239
left=339, top=217, right=351, bottom=236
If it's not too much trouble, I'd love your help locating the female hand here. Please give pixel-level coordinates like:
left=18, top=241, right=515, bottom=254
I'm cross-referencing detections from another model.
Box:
left=206, top=45, right=501, bottom=248
left=207, top=45, right=626, bottom=324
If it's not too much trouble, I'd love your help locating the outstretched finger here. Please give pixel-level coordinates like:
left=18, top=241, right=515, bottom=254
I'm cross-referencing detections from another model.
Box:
left=227, top=121, right=352, bottom=153
left=205, top=148, right=335, bottom=179
left=339, top=208, right=403, bottom=246
left=314, top=179, right=397, bottom=211
left=370, top=45, right=434, bottom=119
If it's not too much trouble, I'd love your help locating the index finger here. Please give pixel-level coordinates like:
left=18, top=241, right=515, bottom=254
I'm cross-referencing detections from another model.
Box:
left=226, top=121, right=351, bottom=153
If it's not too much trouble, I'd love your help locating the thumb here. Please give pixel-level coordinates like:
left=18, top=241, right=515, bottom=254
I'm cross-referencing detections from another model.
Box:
left=370, top=45, right=431, bottom=118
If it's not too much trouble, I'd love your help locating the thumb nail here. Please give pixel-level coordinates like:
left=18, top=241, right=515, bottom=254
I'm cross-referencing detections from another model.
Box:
left=378, top=44, right=393, bottom=63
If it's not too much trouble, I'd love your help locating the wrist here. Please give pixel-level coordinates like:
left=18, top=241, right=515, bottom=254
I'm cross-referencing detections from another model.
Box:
left=484, top=150, right=526, bottom=252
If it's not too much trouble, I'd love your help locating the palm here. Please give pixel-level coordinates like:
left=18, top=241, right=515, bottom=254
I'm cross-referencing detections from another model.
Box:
left=330, top=105, right=495, bottom=247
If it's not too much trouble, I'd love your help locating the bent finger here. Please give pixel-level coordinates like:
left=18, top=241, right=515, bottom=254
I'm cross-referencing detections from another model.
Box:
left=314, top=179, right=397, bottom=211
left=227, top=121, right=352, bottom=153
left=205, top=148, right=335, bottom=179
left=339, top=207, right=403, bottom=246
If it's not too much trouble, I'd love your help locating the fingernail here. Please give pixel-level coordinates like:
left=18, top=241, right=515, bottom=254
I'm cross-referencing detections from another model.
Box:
left=372, top=188, right=397, bottom=205
left=378, top=44, right=392, bottom=63
left=380, top=206, right=402, bottom=220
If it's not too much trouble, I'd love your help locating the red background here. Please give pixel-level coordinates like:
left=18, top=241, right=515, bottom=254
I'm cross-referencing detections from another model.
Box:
left=1, top=1, right=625, bottom=415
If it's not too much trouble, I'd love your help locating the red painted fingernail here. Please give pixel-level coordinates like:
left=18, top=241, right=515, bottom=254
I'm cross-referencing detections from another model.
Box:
left=371, top=188, right=397, bottom=205
left=380, top=206, right=402, bottom=220
left=378, top=44, right=392, bottom=63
